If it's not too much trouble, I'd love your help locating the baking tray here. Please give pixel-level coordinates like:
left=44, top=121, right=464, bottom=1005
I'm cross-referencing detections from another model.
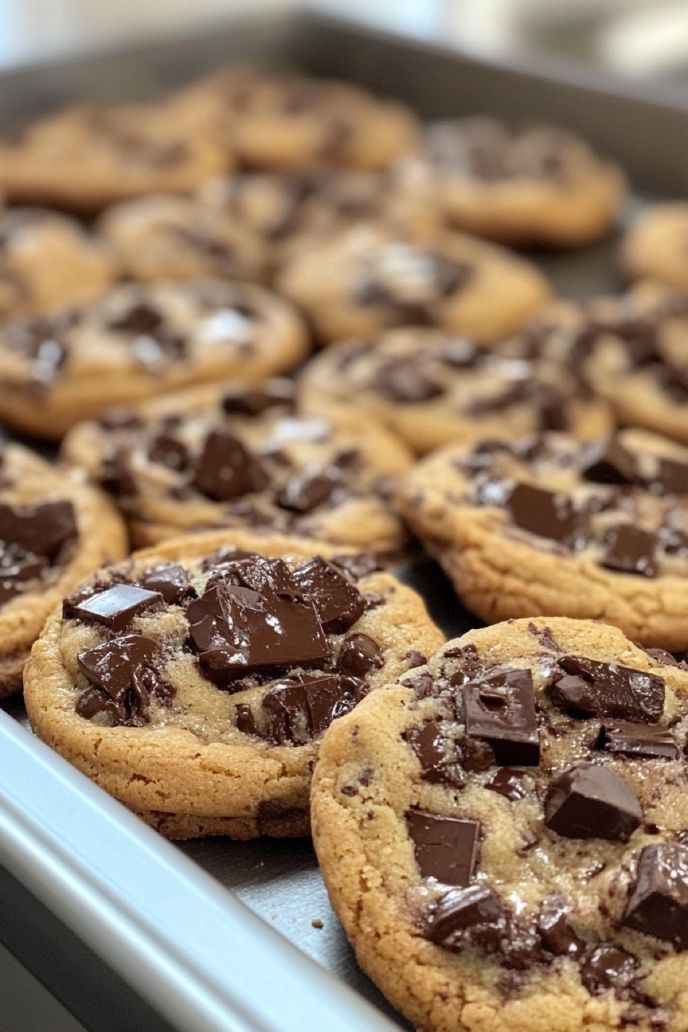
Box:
left=0, top=9, right=686, bottom=1031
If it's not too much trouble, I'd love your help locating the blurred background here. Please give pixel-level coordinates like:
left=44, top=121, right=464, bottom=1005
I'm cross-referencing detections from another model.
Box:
left=2, top=0, right=688, bottom=95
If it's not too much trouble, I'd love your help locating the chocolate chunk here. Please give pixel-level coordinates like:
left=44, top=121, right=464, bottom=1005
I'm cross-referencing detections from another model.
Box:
left=107, top=301, right=162, bottom=335
left=77, top=633, right=170, bottom=725
left=357, top=250, right=470, bottom=326
left=0, top=499, right=77, bottom=560
left=221, top=379, right=296, bottom=416
left=544, top=762, right=642, bottom=842
left=205, top=553, right=297, bottom=598
left=504, top=482, right=585, bottom=547
left=331, top=553, right=383, bottom=580
left=100, top=446, right=136, bottom=496
left=71, top=583, right=162, bottom=630
left=235, top=702, right=257, bottom=736
left=147, top=432, right=189, bottom=472
left=337, top=633, right=383, bottom=677
left=601, top=525, right=658, bottom=578
left=373, top=358, right=444, bottom=403
left=486, top=768, right=533, bottom=801
left=580, top=438, right=638, bottom=485
left=580, top=945, right=638, bottom=995
left=406, top=810, right=480, bottom=886
left=549, top=656, right=665, bottom=723
left=655, top=456, right=688, bottom=495
left=192, top=428, right=267, bottom=501
left=439, top=338, right=481, bottom=367
left=276, top=465, right=340, bottom=514
left=291, top=557, right=364, bottom=633
left=98, top=408, right=141, bottom=431
left=537, top=896, right=585, bottom=958
left=0, top=545, right=48, bottom=606
left=622, top=843, right=688, bottom=949
left=187, top=580, right=331, bottom=686
left=404, top=720, right=464, bottom=787
left=139, top=564, right=195, bottom=605
left=597, top=720, right=678, bottom=760
left=262, top=672, right=365, bottom=744
left=426, top=885, right=503, bottom=948
left=644, top=647, right=682, bottom=668
left=461, top=667, right=540, bottom=766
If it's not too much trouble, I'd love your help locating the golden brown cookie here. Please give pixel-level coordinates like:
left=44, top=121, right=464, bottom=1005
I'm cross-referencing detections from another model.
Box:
left=621, top=203, right=688, bottom=291
left=416, top=117, right=626, bottom=246
left=312, top=618, right=688, bottom=1032
left=300, top=326, right=613, bottom=455
left=0, top=101, right=229, bottom=213
left=24, top=529, right=443, bottom=839
left=61, top=378, right=413, bottom=552
left=0, top=279, right=308, bottom=439
left=0, top=443, right=127, bottom=697
left=276, top=225, right=551, bottom=344
left=398, top=430, right=688, bottom=650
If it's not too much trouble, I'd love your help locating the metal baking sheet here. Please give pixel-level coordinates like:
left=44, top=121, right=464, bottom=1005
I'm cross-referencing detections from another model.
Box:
left=0, top=10, right=684, bottom=1031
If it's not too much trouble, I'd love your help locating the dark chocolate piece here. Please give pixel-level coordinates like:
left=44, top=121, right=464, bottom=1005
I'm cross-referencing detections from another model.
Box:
left=486, top=768, right=533, bottom=801
left=580, top=438, right=638, bottom=485
left=373, top=358, right=444, bottom=403
left=0, top=499, right=77, bottom=560
left=337, top=633, right=383, bottom=677
left=537, top=896, right=585, bottom=958
left=601, top=525, right=658, bottom=578
left=597, top=720, right=678, bottom=760
left=461, top=667, right=540, bottom=766
left=544, top=762, right=642, bottom=842
left=622, top=843, right=688, bottom=950
left=262, top=672, right=365, bottom=744
left=426, top=885, right=503, bottom=948
left=192, top=428, right=267, bottom=501
left=147, top=432, right=189, bottom=472
left=0, top=545, right=47, bottom=606
left=139, top=564, right=195, bottom=605
left=404, top=720, right=464, bottom=788
left=580, top=945, right=638, bottom=995
left=77, top=633, right=170, bottom=725
left=331, top=553, right=383, bottom=580
left=234, top=702, right=257, bottom=736
left=549, top=656, right=665, bottom=723
left=406, top=810, right=479, bottom=886
left=291, top=557, right=365, bottom=633
left=107, top=302, right=162, bottom=335
left=655, top=456, right=688, bottom=495
left=71, top=583, right=162, bottom=630
left=504, top=482, right=585, bottom=547
left=100, top=446, right=136, bottom=496
left=221, top=379, right=295, bottom=416
left=276, top=466, right=340, bottom=514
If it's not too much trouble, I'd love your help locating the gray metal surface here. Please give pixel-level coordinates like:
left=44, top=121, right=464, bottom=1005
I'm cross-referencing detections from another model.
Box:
left=0, top=10, right=683, bottom=1032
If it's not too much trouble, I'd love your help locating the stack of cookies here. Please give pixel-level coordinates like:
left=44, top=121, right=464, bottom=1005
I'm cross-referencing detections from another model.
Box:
left=0, top=62, right=684, bottom=1032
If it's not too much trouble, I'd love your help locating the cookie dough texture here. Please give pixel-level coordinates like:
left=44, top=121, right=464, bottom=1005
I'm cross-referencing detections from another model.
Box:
left=276, top=226, right=551, bottom=344
left=24, top=529, right=443, bottom=840
left=173, top=68, right=419, bottom=172
left=0, top=445, right=127, bottom=697
left=300, top=327, right=613, bottom=455
left=0, top=208, right=115, bottom=319
left=0, top=279, right=308, bottom=438
left=398, top=429, right=688, bottom=650
left=0, top=101, right=230, bottom=213
left=62, top=380, right=413, bottom=551
left=621, top=204, right=688, bottom=291
left=418, top=117, right=626, bottom=246
left=312, top=619, right=688, bottom=1032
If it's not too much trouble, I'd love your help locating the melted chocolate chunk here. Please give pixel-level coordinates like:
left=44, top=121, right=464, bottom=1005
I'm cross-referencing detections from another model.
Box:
left=544, top=762, right=642, bottom=842
left=404, top=720, right=464, bottom=788
left=622, top=843, right=688, bottom=950
left=356, top=250, right=471, bottom=326
left=262, top=672, right=366, bottom=744
left=234, top=702, right=257, bottom=736
left=77, top=633, right=171, bottom=726
left=221, top=379, right=296, bottom=416
left=331, top=553, right=383, bottom=580
left=426, top=885, right=503, bottom=949
left=147, top=432, right=189, bottom=472
left=644, top=648, right=682, bottom=668
left=527, top=622, right=562, bottom=653
left=0, top=499, right=77, bottom=560
left=406, top=810, right=480, bottom=886
left=580, top=945, right=638, bottom=995
left=107, top=302, right=162, bottom=335
left=0, top=545, right=47, bottom=605
left=655, top=456, right=688, bottom=495
left=337, top=633, right=383, bottom=677
left=486, top=768, right=533, bottom=801
left=291, top=558, right=364, bottom=633
left=597, top=720, right=678, bottom=760
left=70, top=583, right=162, bottom=630
left=601, top=525, right=658, bottom=578
left=139, top=563, right=195, bottom=605
left=276, top=465, right=340, bottom=514
left=100, top=446, right=136, bottom=496
left=373, top=358, right=445, bottom=403
left=537, top=896, right=585, bottom=958
left=192, top=428, right=267, bottom=501
left=504, top=482, right=585, bottom=548
left=461, top=667, right=540, bottom=766
left=580, top=438, right=638, bottom=485
left=187, top=578, right=331, bottom=687
left=549, top=656, right=665, bottom=723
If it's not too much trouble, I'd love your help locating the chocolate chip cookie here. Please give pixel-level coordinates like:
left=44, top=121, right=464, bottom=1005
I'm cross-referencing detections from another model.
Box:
left=0, top=101, right=229, bottom=214
left=300, top=327, right=613, bottom=455
left=398, top=430, right=688, bottom=650
left=61, top=378, right=413, bottom=551
left=98, top=194, right=267, bottom=284
left=416, top=117, right=626, bottom=246
left=621, top=203, right=688, bottom=291
left=24, top=529, right=442, bottom=839
left=276, top=226, right=551, bottom=344
left=173, top=68, right=418, bottom=172
left=0, top=279, right=308, bottom=439
left=0, top=443, right=127, bottom=697
left=0, top=208, right=115, bottom=319
left=312, top=618, right=688, bottom=1032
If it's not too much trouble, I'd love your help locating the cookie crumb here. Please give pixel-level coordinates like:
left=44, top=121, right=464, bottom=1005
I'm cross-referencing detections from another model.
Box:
left=311, top=918, right=324, bottom=929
